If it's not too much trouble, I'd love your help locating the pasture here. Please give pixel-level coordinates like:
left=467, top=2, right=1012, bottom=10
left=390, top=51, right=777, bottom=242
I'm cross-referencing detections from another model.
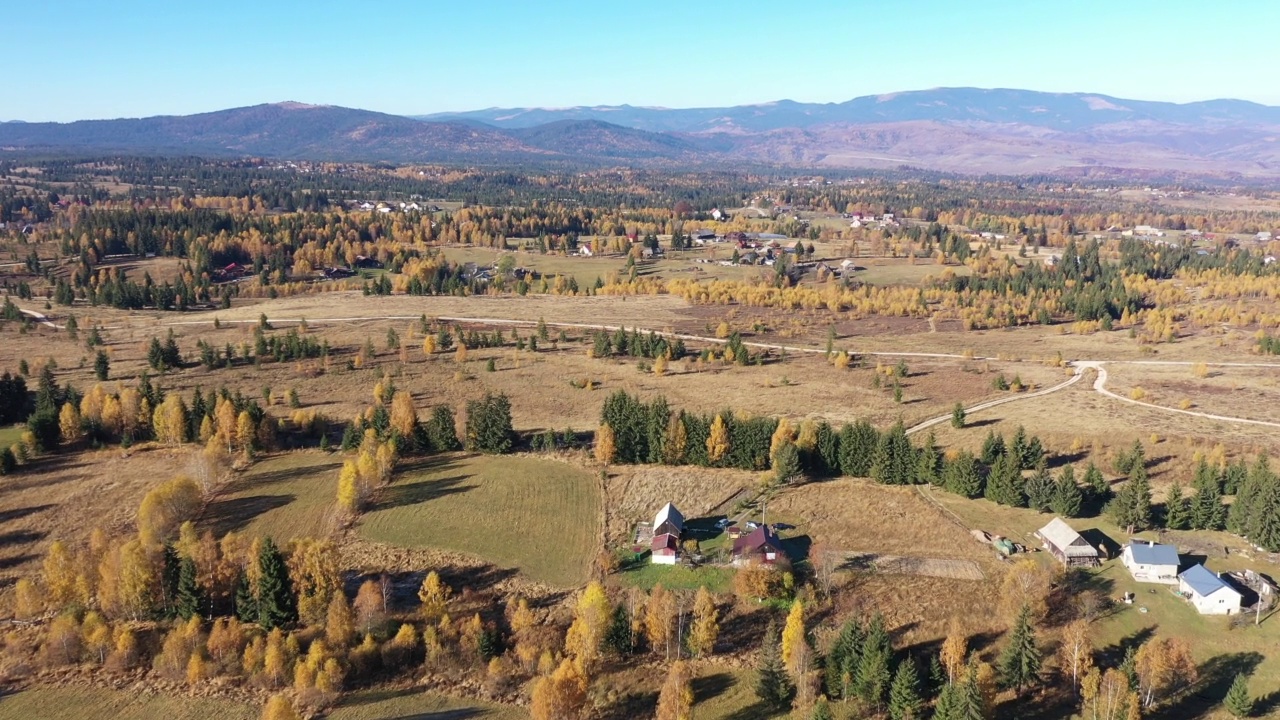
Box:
left=199, top=451, right=344, bottom=541
left=359, top=454, right=601, bottom=587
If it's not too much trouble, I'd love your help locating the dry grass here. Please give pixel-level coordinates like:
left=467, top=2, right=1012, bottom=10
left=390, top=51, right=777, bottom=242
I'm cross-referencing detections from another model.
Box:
left=605, top=464, right=758, bottom=544
left=768, top=479, right=989, bottom=562
left=1105, top=363, right=1280, bottom=424
left=358, top=454, right=601, bottom=588
left=0, top=687, right=257, bottom=720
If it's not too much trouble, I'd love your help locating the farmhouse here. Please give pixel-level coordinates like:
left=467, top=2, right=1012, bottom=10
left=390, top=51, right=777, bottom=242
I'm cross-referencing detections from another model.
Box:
left=653, top=503, right=684, bottom=538
left=651, top=533, right=679, bottom=565
left=649, top=503, right=684, bottom=565
left=1178, top=564, right=1243, bottom=615
left=732, top=525, right=785, bottom=568
left=1121, top=540, right=1179, bottom=584
left=1035, top=518, right=1100, bottom=567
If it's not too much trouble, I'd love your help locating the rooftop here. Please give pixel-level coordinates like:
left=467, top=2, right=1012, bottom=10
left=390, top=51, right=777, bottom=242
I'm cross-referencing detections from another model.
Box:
left=1127, top=540, right=1180, bottom=567
left=1180, top=564, right=1240, bottom=598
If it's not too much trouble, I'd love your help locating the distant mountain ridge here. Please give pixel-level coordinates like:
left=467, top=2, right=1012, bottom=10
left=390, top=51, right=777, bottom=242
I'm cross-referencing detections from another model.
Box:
left=4, top=88, right=1280, bottom=177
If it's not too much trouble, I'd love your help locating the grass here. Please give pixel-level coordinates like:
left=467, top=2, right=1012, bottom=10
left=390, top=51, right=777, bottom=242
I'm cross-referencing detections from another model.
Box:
left=359, top=454, right=601, bottom=587
left=0, top=687, right=256, bottom=720
left=0, top=424, right=21, bottom=449
left=616, top=561, right=736, bottom=592
left=325, top=687, right=527, bottom=719
left=199, top=451, right=344, bottom=541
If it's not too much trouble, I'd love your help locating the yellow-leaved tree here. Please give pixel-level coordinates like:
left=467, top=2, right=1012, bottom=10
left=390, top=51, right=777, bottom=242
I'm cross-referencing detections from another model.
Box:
left=417, top=570, right=452, bottom=622
left=530, top=658, right=588, bottom=720
left=706, top=414, right=730, bottom=465
left=594, top=423, right=616, bottom=464
left=563, top=581, right=611, bottom=674
left=137, top=475, right=202, bottom=547
left=656, top=659, right=694, bottom=720
left=687, top=586, right=719, bottom=657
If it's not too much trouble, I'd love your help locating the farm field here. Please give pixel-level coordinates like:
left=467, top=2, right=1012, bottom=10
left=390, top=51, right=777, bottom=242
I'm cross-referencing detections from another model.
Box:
left=359, top=454, right=601, bottom=587
left=0, top=687, right=257, bottom=720
left=198, top=451, right=344, bottom=541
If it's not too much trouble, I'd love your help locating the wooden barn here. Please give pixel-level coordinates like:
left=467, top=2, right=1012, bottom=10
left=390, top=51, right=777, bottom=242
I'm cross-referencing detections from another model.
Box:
left=1035, top=518, right=1100, bottom=568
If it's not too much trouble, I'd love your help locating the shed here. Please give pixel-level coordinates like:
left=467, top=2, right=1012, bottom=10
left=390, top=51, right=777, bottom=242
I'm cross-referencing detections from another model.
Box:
left=1035, top=518, right=1099, bottom=567
left=1121, top=540, right=1180, bottom=584
left=653, top=503, right=684, bottom=539
left=1179, top=564, right=1242, bottom=615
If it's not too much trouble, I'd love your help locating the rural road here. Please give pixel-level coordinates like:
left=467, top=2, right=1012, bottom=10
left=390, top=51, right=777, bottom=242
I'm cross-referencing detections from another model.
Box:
left=16, top=306, right=1280, bottom=429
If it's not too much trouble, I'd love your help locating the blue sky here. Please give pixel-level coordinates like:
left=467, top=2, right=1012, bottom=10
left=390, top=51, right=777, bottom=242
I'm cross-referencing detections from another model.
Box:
left=8, top=0, right=1279, bottom=121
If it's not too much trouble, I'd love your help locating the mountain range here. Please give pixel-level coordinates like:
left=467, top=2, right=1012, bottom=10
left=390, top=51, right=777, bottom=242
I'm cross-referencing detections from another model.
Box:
left=4, top=88, right=1280, bottom=178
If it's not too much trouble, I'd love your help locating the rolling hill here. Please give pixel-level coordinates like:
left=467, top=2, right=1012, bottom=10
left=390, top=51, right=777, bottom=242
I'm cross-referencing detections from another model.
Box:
left=5, top=89, right=1280, bottom=177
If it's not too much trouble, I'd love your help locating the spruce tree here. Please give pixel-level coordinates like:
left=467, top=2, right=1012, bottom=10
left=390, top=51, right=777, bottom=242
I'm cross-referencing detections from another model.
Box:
left=856, top=615, right=892, bottom=709
left=985, top=453, right=1025, bottom=507
left=94, top=350, right=109, bottom=381
left=175, top=555, right=203, bottom=620
left=1224, top=672, right=1254, bottom=718
left=888, top=657, right=922, bottom=720
left=233, top=572, right=256, bottom=623
left=755, top=621, right=794, bottom=710
left=944, top=451, right=983, bottom=498
left=1051, top=466, right=1084, bottom=518
left=1024, top=464, right=1055, bottom=512
left=933, top=680, right=960, bottom=720
left=997, top=604, right=1041, bottom=695
left=960, top=667, right=986, bottom=720
left=160, top=544, right=181, bottom=619
left=825, top=618, right=864, bottom=701
left=980, top=431, right=1005, bottom=465
left=1190, top=459, right=1227, bottom=530
left=1164, top=481, right=1190, bottom=530
left=1010, top=426, right=1029, bottom=469
left=871, top=421, right=914, bottom=485
left=1110, top=465, right=1154, bottom=533
left=809, top=697, right=834, bottom=720
left=256, top=537, right=297, bottom=629
left=917, top=432, right=942, bottom=486
left=1084, top=461, right=1110, bottom=501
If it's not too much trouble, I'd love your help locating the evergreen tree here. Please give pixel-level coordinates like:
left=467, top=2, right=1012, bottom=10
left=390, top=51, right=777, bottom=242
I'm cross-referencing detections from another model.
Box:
left=1109, top=465, right=1154, bottom=533
left=809, top=697, right=834, bottom=720
left=1164, top=481, right=1190, bottom=530
left=980, top=431, right=1005, bottom=465
left=856, top=615, right=892, bottom=709
left=175, top=555, right=203, bottom=620
left=888, top=657, right=922, bottom=720
left=916, top=433, right=942, bottom=486
left=825, top=618, right=864, bottom=701
left=233, top=572, right=256, bottom=624
left=160, top=543, right=181, bottom=619
left=985, top=453, right=1025, bottom=507
left=1224, top=672, right=1254, bottom=718
left=1009, top=426, right=1029, bottom=469
left=603, top=604, right=634, bottom=656
left=1024, top=464, right=1055, bottom=512
left=839, top=420, right=878, bottom=477
left=944, top=451, right=984, bottom=498
left=950, top=402, right=966, bottom=429
left=1190, top=459, right=1227, bottom=530
left=997, top=604, right=1041, bottom=695
left=465, top=393, right=514, bottom=454
left=424, top=405, right=460, bottom=452
left=871, top=421, right=915, bottom=485
left=1084, top=461, right=1110, bottom=500
left=959, top=667, right=986, bottom=720
left=94, top=350, right=109, bottom=381
left=933, top=681, right=961, bottom=720
left=1050, top=466, right=1084, bottom=518
left=755, top=621, right=794, bottom=710
left=256, top=538, right=297, bottom=629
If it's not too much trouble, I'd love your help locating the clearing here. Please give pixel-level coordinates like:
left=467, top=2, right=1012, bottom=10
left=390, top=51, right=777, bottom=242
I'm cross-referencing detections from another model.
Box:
left=199, top=451, right=345, bottom=541
left=359, top=454, right=601, bottom=588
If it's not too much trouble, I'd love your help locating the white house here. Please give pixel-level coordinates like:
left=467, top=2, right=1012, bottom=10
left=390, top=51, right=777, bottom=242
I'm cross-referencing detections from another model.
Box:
left=1121, top=540, right=1179, bottom=584
left=578, top=245, right=593, bottom=257
left=650, top=503, right=685, bottom=565
left=1179, top=564, right=1243, bottom=615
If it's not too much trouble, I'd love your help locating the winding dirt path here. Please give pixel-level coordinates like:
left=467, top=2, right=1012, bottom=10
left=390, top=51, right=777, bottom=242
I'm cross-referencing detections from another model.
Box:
left=18, top=306, right=1280, bottom=429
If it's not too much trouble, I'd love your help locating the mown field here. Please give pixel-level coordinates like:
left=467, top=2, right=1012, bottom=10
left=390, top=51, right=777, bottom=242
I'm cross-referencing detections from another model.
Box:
left=198, top=451, right=345, bottom=541
left=359, top=454, right=601, bottom=588
left=0, top=686, right=527, bottom=720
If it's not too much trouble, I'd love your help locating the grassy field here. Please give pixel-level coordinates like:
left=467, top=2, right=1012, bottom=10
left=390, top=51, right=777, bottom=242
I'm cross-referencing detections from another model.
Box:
left=0, top=686, right=527, bottom=720
left=0, top=687, right=256, bottom=720
left=199, top=451, right=344, bottom=541
left=616, top=562, right=736, bottom=593
left=0, top=424, right=21, bottom=449
left=359, top=454, right=601, bottom=587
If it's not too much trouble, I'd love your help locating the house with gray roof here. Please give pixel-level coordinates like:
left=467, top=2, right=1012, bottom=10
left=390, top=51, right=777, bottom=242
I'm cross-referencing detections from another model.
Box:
left=1035, top=518, right=1099, bottom=568
left=1179, top=564, right=1242, bottom=615
left=1121, top=540, right=1180, bottom=584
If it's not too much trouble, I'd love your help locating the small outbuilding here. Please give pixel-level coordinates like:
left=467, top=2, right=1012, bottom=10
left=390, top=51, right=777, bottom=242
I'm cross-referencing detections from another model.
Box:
left=1035, top=518, right=1100, bottom=568
left=1179, top=564, right=1242, bottom=615
left=1121, top=540, right=1180, bottom=584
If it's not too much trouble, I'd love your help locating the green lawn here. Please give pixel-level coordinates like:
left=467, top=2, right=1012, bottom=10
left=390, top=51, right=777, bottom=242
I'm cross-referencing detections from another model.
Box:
left=0, top=424, right=22, bottom=450
left=359, top=454, right=601, bottom=587
left=616, top=561, right=736, bottom=593
left=0, top=687, right=256, bottom=720
left=199, top=451, right=344, bottom=541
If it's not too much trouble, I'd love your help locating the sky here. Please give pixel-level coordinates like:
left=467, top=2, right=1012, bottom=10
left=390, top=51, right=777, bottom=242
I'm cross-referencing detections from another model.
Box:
left=8, top=0, right=1280, bottom=122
